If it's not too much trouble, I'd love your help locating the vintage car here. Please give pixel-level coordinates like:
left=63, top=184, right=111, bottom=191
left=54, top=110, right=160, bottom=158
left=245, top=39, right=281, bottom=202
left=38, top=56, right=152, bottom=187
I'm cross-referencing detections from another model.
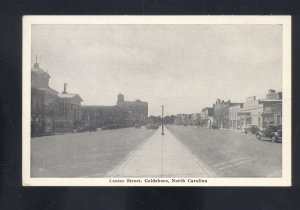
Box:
left=77, top=124, right=97, bottom=132
left=209, top=124, right=219, bottom=130
left=243, top=124, right=260, bottom=134
left=146, top=124, right=159, bottom=129
left=255, top=125, right=282, bottom=142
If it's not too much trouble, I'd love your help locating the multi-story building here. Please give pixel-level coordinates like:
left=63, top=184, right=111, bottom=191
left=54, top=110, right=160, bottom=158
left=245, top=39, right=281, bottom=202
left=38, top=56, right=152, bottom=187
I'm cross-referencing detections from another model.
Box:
left=201, top=107, right=214, bottom=127
left=262, top=89, right=282, bottom=127
left=213, top=99, right=240, bottom=129
left=81, top=93, right=148, bottom=128
left=239, top=90, right=282, bottom=129
left=31, top=61, right=82, bottom=136
left=229, top=103, right=243, bottom=129
left=116, top=93, right=148, bottom=124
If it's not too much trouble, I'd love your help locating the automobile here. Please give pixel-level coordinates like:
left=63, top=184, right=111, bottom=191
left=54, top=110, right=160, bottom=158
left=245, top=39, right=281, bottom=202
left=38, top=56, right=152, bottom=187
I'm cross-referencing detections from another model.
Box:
left=146, top=124, right=159, bottom=129
left=255, top=125, right=282, bottom=142
left=243, top=124, right=260, bottom=134
left=134, top=124, right=142, bottom=128
left=101, top=124, right=120, bottom=130
left=77, top=125, right=97, bottom=132
left=210, top=124, right=219, bottom=130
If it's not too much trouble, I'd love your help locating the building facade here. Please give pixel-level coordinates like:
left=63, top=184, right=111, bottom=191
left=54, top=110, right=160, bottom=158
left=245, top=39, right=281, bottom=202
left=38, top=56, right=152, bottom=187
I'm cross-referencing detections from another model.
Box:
left=201, top=107, right=214, bottom=127
left=213, top=99, right=240, bottom=129
left=81, top=93, right=148, bottom=128
left=116, top=93, right=148, bottom=124
left=229, top=103, right=243, bottom=129
left=31, top=61, right=82, bottom=136
left=239, top=90, right=282, bottom=129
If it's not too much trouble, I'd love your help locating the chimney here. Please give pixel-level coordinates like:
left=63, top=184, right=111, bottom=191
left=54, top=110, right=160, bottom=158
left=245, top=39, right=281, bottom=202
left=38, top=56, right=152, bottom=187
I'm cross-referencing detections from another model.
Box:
left=63, top=83, right=67, bottom=94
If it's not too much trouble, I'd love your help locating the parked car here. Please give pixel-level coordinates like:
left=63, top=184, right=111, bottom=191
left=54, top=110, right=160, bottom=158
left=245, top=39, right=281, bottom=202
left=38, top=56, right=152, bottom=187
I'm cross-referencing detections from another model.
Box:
left=243, top=124, right=259, bottom=134
left=77, top=124, right=97, bottom=132
left=255, top=125, right=282, bottom=142
left=101, top=124, right=120, bottom=130
left=134, top=124, right=142, bottom=128
left=146, top=124, right=159, bottom=129
left=210, top=124, right=219, bottom=130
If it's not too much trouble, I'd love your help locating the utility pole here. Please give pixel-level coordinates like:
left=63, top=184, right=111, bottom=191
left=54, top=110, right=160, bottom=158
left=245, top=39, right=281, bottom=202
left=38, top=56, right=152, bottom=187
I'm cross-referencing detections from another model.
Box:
left=161, top=105, right=164, bottom=135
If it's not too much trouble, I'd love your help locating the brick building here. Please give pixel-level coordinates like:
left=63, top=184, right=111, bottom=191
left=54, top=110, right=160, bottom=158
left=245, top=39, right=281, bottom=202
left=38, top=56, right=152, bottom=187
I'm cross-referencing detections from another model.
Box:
left=31, top=60, right=82, bottom=136
left=81, top=93, right=148, bottom=128
left=213, top=99, right=240, bottom=129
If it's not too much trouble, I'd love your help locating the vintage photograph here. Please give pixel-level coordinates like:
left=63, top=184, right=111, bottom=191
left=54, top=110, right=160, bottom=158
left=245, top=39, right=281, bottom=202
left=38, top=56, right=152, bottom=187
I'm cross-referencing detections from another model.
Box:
left=22, top=16, right=291, bottom=186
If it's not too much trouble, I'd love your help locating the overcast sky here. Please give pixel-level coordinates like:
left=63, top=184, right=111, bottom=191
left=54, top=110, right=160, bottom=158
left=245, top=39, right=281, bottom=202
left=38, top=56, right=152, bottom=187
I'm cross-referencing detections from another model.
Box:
left=31, top=24, right=282, bottom=116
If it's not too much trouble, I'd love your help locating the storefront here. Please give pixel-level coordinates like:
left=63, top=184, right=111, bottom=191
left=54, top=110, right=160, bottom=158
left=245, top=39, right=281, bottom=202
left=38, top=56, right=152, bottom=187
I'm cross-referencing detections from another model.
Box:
left=262, top=102, right=282, bottom=127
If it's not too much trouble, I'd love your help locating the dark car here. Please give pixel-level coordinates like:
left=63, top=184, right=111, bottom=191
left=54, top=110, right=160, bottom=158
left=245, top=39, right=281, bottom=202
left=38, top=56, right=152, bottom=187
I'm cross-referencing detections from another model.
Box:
left=134, top=124, right=142, bottom=128
left=243, top=124, right=260, bottom=134
left=101, top=124, right=120, bottom=130
left=146, top=124, right=159, bottom=129
left=255, top=125, right=282, bottom=142
left=77, top=125, right=97, bottom=132
left=210, top=124, right=219, bottom=130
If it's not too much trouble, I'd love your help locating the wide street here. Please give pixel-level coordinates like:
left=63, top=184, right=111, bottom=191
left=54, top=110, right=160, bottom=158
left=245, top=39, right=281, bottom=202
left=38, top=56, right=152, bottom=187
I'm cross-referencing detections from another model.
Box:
left=31, top=125, right=282, bottom=178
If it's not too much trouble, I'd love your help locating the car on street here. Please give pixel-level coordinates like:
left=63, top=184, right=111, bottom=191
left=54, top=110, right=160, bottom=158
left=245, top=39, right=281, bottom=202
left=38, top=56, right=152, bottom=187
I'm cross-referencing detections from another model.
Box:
left=243, top=124, right=259, bottom=134
left=146, top=124, right=159, bottom=129
left=255, top=124, right=282, bottom=142
left=77, top=125, right=97, bottom=132
left=210, top=124, right=219, bottom=130
left=134, top=124, right=142, bottom=128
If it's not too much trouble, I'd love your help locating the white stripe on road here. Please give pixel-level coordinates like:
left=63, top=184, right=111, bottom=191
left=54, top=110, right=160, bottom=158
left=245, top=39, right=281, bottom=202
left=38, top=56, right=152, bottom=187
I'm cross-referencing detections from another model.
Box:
left=217, top=157, right=258, bottom=170
left=212, top=157, right=255, bottom=166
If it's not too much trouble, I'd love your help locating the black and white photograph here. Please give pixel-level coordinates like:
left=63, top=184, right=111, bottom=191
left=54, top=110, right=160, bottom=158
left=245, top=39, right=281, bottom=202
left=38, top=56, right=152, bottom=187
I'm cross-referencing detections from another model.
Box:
left=22, top=16, right=291, bottom=186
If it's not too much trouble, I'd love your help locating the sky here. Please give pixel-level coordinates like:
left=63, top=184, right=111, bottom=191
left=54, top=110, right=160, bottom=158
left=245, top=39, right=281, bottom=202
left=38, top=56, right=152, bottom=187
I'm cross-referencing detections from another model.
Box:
left=31, top=24, right=282, bottom=116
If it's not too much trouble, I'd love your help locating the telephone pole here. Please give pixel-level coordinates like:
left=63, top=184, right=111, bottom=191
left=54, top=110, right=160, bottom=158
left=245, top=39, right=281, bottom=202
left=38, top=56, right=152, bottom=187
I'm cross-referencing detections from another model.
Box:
left=161, top=105, right=165, bottom=135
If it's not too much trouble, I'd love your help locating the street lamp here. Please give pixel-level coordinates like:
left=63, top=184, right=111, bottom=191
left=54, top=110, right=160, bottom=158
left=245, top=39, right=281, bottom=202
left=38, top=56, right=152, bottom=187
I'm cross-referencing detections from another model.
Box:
left=161, top=105, right=165, bottom=135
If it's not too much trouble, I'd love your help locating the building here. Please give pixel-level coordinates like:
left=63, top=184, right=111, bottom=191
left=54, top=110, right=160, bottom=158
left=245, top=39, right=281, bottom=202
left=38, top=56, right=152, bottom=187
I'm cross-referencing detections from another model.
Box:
left=213, top=99, right=240, bottom=129
left=229, top=103, right=243, bottom=129
left=55, top=83, right=83, bottom=133
left=262, top=89, right=282, bottom=127
left=239, top=90, right=282, bottom=129
left=201, top=107, right=214, bottom=127
left=31, top=61, right=60, bottom=136
left=31, top=60, right=82, bottom=136
left=116, top=93, right=148, bottom=124
left=81, top=93, right=148, bottom=128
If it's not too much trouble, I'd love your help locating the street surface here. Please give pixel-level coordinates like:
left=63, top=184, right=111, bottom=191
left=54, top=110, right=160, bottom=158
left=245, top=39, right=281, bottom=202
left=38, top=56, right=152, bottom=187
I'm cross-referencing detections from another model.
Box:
left=167, top=125, right=282, bottom=177
left=31, top=125, right=282, bottom=177
left=31, top=128, right=156, bottom=177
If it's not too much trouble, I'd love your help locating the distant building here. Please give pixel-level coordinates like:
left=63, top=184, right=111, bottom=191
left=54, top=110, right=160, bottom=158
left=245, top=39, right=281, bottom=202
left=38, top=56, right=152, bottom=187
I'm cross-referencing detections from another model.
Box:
left=213, top=99, right=240, bottom=129
left=116, top=93, right=148, bottom=124
left=81, top=93, right=148, bottom=128
left=201, top=107, right=214, bottom=127
left=229, top=103, right=243, bottom=129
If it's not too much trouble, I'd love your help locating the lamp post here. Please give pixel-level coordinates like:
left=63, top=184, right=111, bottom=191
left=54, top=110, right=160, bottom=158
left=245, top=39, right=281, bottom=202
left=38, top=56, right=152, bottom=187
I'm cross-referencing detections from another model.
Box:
left=161, top=105, right=164, bottom=135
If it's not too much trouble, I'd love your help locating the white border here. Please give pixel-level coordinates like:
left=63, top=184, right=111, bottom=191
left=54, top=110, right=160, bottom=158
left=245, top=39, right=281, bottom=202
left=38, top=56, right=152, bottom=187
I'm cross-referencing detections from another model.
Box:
left=22, top=16, right=291, bottom=186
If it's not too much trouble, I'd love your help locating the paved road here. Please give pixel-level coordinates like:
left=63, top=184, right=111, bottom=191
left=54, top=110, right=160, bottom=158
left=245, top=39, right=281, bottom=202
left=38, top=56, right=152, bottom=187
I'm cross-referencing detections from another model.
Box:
left=167, top=125, right=282, bottom=177
left=31, top=125, right=282, bottom=178
left=31, top=128, right=156, bottom=177
left=109, top=126, right=215, bottom=177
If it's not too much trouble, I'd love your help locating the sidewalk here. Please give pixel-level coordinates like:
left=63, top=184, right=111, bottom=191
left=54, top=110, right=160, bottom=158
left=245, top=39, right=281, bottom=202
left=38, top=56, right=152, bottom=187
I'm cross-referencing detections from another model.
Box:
left=108, top=126, right=215, bottom=177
